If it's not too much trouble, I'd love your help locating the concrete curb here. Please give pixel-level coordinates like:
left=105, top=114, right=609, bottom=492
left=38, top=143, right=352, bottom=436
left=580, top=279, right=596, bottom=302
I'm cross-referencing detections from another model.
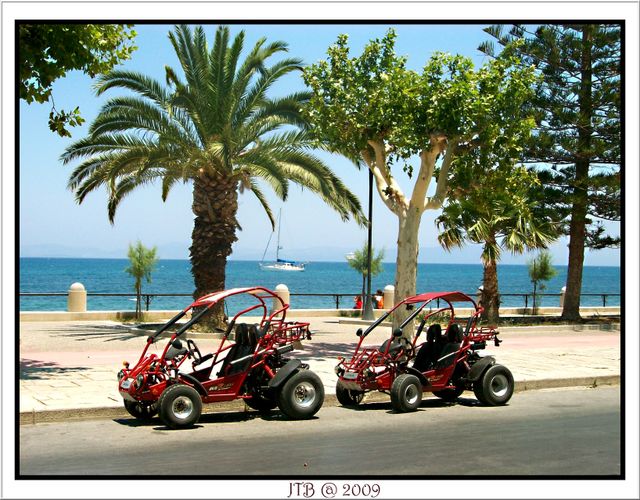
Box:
left=19, top=374, right=619, bottom=425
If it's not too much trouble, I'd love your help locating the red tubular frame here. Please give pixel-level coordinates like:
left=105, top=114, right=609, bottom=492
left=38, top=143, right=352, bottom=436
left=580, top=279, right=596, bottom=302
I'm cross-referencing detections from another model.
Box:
left=337, top=291, right=500, bottom=394
left=118, top=286, right=310, bottom=405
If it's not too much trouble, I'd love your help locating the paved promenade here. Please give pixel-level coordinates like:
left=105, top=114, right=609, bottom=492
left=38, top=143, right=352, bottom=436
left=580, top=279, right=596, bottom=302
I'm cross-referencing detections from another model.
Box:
left=18, top=317, right=620, bottom=422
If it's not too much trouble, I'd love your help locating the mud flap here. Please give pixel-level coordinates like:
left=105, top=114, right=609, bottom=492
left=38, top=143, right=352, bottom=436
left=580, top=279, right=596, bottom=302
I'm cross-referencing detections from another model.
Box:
left=464, top=356, right=496, bottom=383
left=178, top=373, right=208, bottom=396
left=268, top=359, right=302, bottom=390
left=404, top=366, right=429, bottom=386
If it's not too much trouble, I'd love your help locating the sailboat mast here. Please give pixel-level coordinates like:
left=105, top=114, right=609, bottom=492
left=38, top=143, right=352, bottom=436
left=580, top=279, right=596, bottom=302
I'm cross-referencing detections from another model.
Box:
left=276, top=208, right=282, bottom=261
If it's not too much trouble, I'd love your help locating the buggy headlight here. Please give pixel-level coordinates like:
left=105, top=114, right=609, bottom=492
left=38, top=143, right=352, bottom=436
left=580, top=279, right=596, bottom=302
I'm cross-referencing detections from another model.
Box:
left=117, top=370, right=125, bottom=381
left=134, top=374, right=145, bottom=389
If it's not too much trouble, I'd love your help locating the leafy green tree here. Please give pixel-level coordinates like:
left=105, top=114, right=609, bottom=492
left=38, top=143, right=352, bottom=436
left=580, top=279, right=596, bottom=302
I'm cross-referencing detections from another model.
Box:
left=19, top=23, right=137, bottom=136
left=437, top=163, right=557, bottom=324
left=527, top=250, right=558, bottom=314
left=346, top=243, right=385, bottom=309
left=62, top=25, right=364, bottom=328
left=479, top=24, right=621, bottom=321
left=304, top=29, right=536, bottom=329
left=125, top=241, right=158, bottom=319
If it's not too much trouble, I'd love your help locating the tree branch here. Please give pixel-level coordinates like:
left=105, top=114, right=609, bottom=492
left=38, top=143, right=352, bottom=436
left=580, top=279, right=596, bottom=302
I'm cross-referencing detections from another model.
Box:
left=409, top=137, right=440, bottom=214
left=425, top=141, right=457, bottom=210
left=361, top=146, right=405, bottom=216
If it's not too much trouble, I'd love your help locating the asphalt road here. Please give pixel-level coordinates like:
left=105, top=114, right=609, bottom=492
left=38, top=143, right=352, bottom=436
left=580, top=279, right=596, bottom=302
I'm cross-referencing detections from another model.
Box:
left=19, top=386, right=621, bottom=477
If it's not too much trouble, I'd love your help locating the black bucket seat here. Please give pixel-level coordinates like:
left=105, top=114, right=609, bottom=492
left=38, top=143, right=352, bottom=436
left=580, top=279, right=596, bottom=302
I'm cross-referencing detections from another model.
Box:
left=218, top=323, right=258, bottom=377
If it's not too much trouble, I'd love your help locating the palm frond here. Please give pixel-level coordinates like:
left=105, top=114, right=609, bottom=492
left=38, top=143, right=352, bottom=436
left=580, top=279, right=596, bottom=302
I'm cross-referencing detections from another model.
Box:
left=94, top=70, right=169, bottom=105
left=247, top=180, right=276, bottom=229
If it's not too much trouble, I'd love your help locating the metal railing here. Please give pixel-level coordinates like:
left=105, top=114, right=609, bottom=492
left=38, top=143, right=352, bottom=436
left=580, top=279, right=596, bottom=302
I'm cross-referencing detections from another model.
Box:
left=20, top=292, right=193, bottom=311
left=19, top=291, right=621, bottom=311
left=289, top=293, right=359, bottom=310
left=497, top=293, right=620, bottom=309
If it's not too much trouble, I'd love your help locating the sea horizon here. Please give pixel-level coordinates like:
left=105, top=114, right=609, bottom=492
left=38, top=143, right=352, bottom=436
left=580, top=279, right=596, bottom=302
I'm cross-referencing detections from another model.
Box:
left=18, top=255, right=622, bottom=268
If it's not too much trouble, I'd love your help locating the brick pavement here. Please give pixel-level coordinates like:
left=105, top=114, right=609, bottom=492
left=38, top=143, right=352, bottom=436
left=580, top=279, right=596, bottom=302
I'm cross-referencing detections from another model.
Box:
left=18, top=318, right=620, bottom=415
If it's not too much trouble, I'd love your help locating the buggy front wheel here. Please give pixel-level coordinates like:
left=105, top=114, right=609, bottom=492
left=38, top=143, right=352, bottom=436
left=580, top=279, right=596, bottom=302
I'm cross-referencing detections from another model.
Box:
left=474, top=364, right=514, bottom=406
left=336, top=380, right=365, bottom=407
left=390, top=374, right=423, bottom=413
left=158, top=384, right=202, bottom=429
left=277, top=370, right=324, bottom=419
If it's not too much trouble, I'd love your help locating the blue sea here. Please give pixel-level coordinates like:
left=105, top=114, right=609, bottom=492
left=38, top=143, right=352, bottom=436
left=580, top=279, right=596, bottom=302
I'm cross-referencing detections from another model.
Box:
left=19, top=258, right=620, bottom=312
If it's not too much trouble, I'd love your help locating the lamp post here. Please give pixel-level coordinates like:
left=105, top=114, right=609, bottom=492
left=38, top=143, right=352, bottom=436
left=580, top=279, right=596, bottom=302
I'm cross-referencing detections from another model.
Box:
left=362, top=169, right=375, bottom=320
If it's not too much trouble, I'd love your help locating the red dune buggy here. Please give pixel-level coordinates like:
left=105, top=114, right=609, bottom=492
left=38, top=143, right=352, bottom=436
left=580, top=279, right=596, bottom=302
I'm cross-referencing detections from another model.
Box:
left=118, top=287, right=324, bottom=428
left=335, top=291, right=514, bottom=412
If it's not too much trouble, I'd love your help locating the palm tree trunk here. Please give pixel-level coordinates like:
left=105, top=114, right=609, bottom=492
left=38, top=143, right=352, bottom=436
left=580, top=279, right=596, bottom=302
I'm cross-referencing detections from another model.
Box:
left=481, top=257, right=500, bottom=325
left=190, top=172, right=239, bottom=329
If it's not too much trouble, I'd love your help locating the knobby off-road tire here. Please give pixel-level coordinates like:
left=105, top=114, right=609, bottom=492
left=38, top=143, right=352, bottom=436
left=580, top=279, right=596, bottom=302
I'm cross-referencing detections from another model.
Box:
left=390, top=374, right=423, bottom=413
left=473, top=364, right=514, bottom=406
left=244, top=392, right=278, bottom=412
left=336, top=380, right=365, bottom=407
left=277, top=370, right=324, bottom=420
left=124, top=400, right=158, bottom=422
left=433, top=386, right=465, bottom=402
left=158, top=384, right=203, bottom=429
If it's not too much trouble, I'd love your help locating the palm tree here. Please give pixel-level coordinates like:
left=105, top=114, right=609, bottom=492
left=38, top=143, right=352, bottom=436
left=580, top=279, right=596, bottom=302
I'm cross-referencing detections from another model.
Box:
left=125, top=241, right=158, bottom=319
left=436, top=164, right=557, bottom=324
left=346, top=243, right=385, bottom=310
left=62, top=25, right=364, bottom=326
left=528, top=251, right=558, bottom=314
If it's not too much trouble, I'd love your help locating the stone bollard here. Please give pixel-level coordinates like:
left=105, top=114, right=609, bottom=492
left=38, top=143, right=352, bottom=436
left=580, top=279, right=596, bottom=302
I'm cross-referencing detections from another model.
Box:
left=273, top=283, right=290, bottom=313
left=67, top=282, right=87, bottom=312
left=560, top=286, right=566, bottom=308
left=383, top=285, right=395, bottom=310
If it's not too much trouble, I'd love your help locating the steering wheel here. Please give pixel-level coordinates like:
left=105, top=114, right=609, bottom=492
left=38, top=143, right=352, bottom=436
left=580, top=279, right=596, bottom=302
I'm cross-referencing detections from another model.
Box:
left=186, top=339, right=202, bottom=365
left=398, top=336, right=415, bottom=360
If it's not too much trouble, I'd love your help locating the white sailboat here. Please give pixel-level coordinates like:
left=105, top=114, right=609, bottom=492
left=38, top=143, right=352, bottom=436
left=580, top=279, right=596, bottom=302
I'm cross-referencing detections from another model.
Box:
left=259, top=209, right=306, bottom=272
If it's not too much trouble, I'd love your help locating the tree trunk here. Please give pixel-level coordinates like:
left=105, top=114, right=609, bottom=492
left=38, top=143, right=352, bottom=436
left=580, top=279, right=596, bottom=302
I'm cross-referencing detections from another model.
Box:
left=481, top=257, right=500, bottom=326
left=135, top=282, right=142, bottom=319
left=393, top=211, right=421, bottom=334
left=562, top=25, right=593, bottom=321
left=190, top=172, right=239, bottom=329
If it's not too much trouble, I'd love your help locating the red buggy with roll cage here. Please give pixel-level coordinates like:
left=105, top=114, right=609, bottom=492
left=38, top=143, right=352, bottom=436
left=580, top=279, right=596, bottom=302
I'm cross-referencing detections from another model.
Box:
left=118, top=287, right=324, bottom=428
left=334, top=291, right=514, bottom=412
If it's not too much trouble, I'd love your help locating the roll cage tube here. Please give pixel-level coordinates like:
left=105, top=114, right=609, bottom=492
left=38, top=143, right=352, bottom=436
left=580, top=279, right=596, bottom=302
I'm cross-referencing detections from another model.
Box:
left=173, top=303, right=217, bottom=337
left=148, top=309, right=188, bottom=342
left=361, top=296, right=450, bottom=340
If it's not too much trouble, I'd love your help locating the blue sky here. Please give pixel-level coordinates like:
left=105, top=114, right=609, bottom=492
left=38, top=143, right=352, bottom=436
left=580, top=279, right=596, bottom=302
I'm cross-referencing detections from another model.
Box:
left=19, top=23, right=620, bottom=266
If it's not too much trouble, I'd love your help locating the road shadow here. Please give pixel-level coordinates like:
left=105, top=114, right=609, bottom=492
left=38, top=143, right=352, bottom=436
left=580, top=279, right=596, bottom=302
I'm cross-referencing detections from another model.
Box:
left=20, top=358, right=91, bottom=380
left=339, top=395, right=481, bottom=414
left=44, top=324, right=141, bottom=343
left=115, top=408, right=319, bottom=430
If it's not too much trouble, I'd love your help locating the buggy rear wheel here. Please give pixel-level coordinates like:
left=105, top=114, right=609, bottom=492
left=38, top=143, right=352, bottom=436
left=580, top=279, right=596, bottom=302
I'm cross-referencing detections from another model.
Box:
left=390, top=374, right=423, bottom=413
left=336, top=380, right=365, bottom=407
left=277, top=370, right=324, bottom=420
left=433, top=386, right=465, bottom=402
left=124, top=400, right=157, bottom=422
left=474, top=364, right=514, bottom=406
left=158, top=384, right=202, bottom=429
